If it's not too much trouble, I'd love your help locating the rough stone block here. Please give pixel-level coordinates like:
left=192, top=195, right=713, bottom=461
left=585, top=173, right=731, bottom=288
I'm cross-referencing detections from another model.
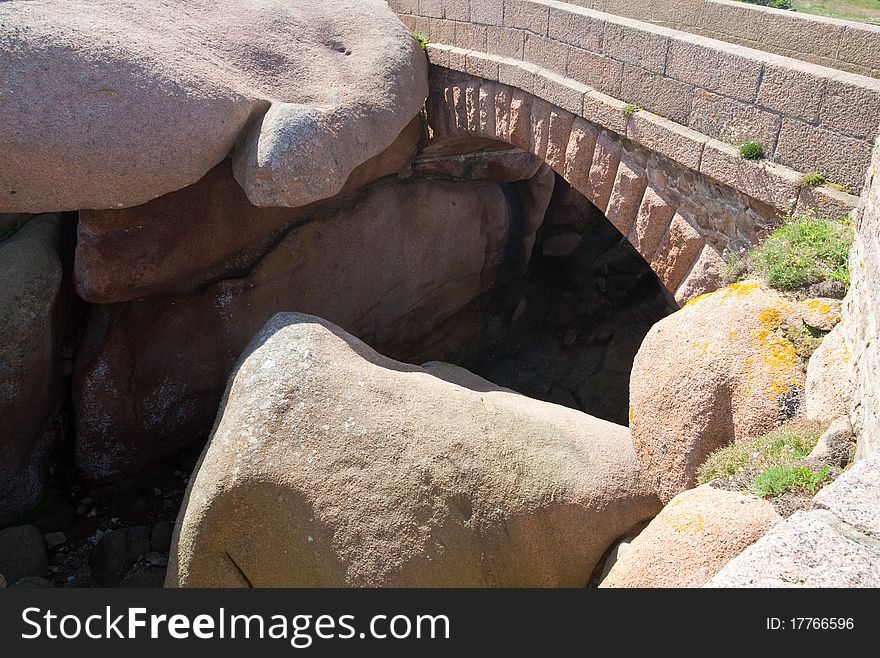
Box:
left=454, top=21, right=487, bottom=51
left=442, top=0, right=469, bottom=22
left=795, top=185, right=860, bottom=222
left=529, top=98, right=553, bottom=160
left=447, top=46, right=468, bottom=72
left=548, top=5, right=604, bottom=52
left=837, top=25, right=880, bottom=73
left=620, top=64, right=693, bottom=126
left=563, top=117, right=600, bottom=193
left=504, top=0, right=549, bottom=35
left=419, top=0, right=444, bottom=19
left=425, top=43, right=452, bottom=68
left=428, top=17, right=456, bottom=44
left=650, top=212, right=704, bottom=292
left=690, top=89, right=782, bottom=154
left=820, top=75, right=880, bottom=141
left=582, top=89, right=628, bottom=135
left=761, top=10, right=843, bottom=61
left=465, top=51, right=500, bottom=80
left=498, top=59, right=538, bottom=95
left=524, top=32, right=569, bottom=76
left=666, top=36, right=763, bottom=103
left=568, top=48, right=622, bottom=97
left=534, top=71, right=588, bottom=116
left=706, top=510, right=880, bottom=588
left=603, top=20, right=668, bottom=74
left=813, top=450, right=880, bottom=539
left=775, top=119, right=873, bottom=195
left=487, top=26, right=525, bottom=59
left=700, top=139, right=800, bottom=212
left=674, top=243, right=725, bottom=306
left=471, top=1, right=504, bottom=26
left=584, top=130, right=622, bottom=211
left=508, top=88, right=534, bottom=151
left=628, top=185, right=675, bottom=260
left=605, top=156, right=648, bottom=237
left=625, top=111, right=707, bottom=172
left=544, top=110, right=577, bottom=175
left=757, top=61, right=825, bottom=124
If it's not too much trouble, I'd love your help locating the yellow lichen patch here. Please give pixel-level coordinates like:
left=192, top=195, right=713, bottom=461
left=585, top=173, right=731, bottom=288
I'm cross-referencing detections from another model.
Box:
left=691, top=342, right=709, bottom=355
left=684, top=282, right=762, bottom=308
left=628, top=407, right=634, bottom=424
left=803, top=299, right=832, bottom=315
left=667, top=511, right=704, bottom=535
left=753, top=302, right=801, bottom=399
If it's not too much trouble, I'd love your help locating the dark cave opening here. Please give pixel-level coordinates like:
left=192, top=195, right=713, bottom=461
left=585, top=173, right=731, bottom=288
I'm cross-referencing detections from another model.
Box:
left=407, top=174, right=679, bottom=426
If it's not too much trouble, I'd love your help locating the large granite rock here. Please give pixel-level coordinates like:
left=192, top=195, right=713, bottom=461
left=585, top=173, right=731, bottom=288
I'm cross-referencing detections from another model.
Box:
left=75, top=118, right=422, bottom=304
left=74, top=171, right=554, bottom=482
left=0, top=0, right=427, bottom=212
left=0, top=215, right=65, bottom=523
left=630, top=283, right=814, bottom=502
left=804, top=325, right=854, bottom=421
left=599, top=485, right=782, bottom=588
left=167, top=314, right=661, bottom=587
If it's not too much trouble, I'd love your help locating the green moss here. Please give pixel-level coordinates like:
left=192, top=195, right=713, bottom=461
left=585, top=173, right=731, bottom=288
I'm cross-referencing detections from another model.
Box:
left=622, top=103, right=640, bottom=117
left=738, top=140, right=765, bottom=160
left=796, top=172, right=826, bottom=188
left=752, top=465, right=830, bottom=497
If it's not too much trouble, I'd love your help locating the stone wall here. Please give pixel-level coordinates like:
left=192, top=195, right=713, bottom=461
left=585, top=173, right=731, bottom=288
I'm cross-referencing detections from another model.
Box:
left=564, top=0, right=880, bottom=79
left=392, top=0, right=880, bottom=194
left=844, top=131, right=880, bottom=459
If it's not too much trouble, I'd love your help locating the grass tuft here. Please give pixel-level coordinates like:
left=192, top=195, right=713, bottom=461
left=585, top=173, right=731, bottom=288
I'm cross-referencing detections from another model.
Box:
left=622, top=103, right=640, bottom=117
left=738, top=140, right=765, bottom=160
left=722, top=214, right=853, bottom=291
left=752, top=465, right=830, bottom=497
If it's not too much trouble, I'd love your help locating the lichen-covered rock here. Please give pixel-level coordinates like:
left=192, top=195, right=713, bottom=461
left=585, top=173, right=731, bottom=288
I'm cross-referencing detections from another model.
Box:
left=599, top=485, right=782, bottom=588
left=0, top=215, right=64, bottom=523
left=630, top=282, right=818, bottom=502
left=804, top=325, right=854, bottom=421
left=74, top=171, right=554, bottom=482
left=167, top=314, right=661, bottom=587
left=0, top=0, right=427, bottom=212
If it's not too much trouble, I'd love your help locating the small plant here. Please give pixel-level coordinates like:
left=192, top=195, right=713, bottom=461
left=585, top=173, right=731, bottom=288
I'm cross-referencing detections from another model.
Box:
left=622, top=103, right=640, bottom=117
left=738, top=140, right=765, bottom=160
left=698, top=420, right=825, bottom=485
left=752, top=465, right=830, bottom=497
left=412, top=32, right=429, bottom=51
left=797, top=172, right=826, bottom=188
left=752, top=215, right=853, bottom=290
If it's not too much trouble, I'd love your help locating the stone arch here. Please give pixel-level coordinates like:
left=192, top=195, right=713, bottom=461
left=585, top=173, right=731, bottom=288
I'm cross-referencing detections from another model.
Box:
left=426, top=75, right=726, bottom=306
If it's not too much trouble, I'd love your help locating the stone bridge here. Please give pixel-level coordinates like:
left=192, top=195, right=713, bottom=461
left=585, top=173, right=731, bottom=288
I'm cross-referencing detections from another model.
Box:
left=392, top=0, right=880, bottom=301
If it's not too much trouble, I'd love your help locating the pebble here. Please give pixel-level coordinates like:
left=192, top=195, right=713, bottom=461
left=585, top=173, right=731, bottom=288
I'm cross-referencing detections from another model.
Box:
left=44, top=532, right=67, bottom=551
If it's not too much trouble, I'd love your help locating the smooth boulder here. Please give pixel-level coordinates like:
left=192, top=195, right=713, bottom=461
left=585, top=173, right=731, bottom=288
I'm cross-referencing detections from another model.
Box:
left=804, top=326, right=854, bottom=421
left=599, top=485, right=782, bottom=588
left=0, top=215, right=65, bottom=523
left=75, top=119, right=422, bottom=303
left=74, top=171, right=554, bottom=482
left=0, top=0, right=427, bottom=212
left=168, top=314, right=661, bottom=587
left=630, top=283, right=812, bottom=502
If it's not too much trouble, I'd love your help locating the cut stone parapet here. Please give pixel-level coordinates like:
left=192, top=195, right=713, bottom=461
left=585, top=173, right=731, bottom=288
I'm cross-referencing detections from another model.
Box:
left=394, top=0, right=880, bottom=194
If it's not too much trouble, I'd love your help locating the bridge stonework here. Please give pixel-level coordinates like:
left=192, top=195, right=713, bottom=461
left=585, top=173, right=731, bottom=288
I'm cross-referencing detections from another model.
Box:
left=426, top=67, right=776, bottom=304
left=392, top=0, right=879, bottom=196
